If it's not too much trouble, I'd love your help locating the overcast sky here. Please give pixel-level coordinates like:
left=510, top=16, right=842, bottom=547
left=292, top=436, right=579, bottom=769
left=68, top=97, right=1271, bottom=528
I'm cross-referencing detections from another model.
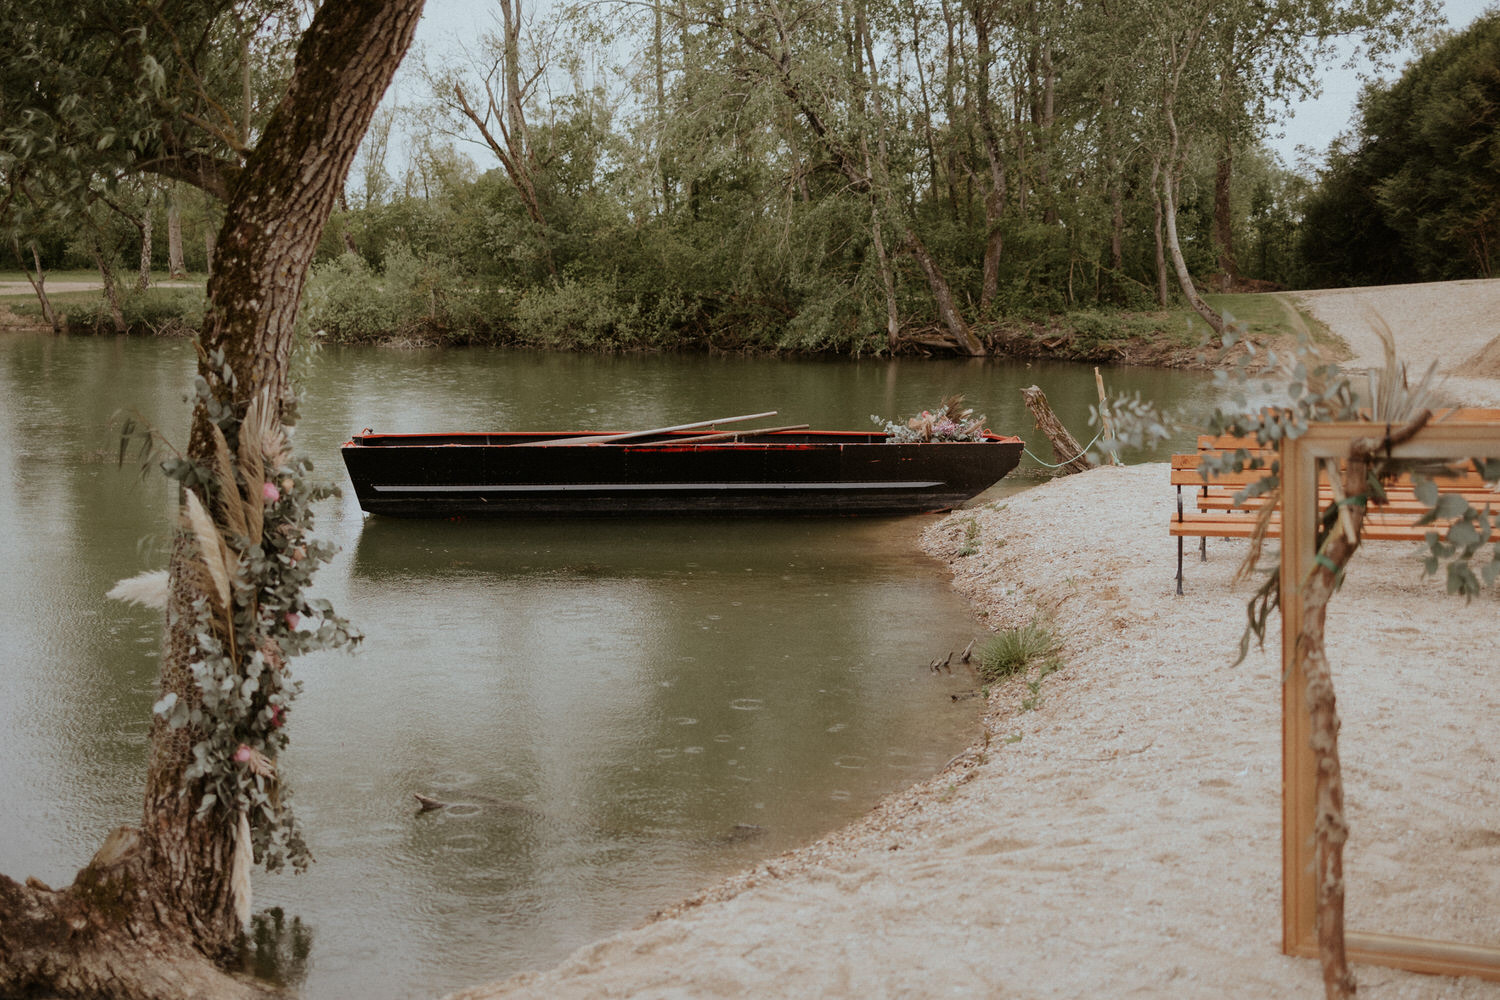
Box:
left=409, top=0, right=1496, bottom=174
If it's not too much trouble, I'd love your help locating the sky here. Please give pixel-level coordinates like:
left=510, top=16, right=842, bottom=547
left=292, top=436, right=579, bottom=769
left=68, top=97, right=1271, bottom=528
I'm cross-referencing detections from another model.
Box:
left=1262, top=0, right=1495, bottom=167
left=406, top=0, right=1496, bottom=174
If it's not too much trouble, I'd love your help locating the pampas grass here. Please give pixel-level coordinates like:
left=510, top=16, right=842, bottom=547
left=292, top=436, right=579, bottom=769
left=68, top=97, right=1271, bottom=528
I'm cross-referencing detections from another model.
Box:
left=106, top=569, right=169, bottom=609
left=231, top=809, right=253, bottom=928
left=183, top=490, right=233, bottom=611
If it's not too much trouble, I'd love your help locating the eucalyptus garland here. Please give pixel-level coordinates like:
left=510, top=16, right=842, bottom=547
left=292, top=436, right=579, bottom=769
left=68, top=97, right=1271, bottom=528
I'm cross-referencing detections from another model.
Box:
left=148, top=350, right=360, bottom=873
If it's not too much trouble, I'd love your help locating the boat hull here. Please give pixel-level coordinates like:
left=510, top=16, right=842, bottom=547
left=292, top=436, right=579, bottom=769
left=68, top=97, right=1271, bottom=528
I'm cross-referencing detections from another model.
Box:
left=341, top=430, right=1025, bottom=517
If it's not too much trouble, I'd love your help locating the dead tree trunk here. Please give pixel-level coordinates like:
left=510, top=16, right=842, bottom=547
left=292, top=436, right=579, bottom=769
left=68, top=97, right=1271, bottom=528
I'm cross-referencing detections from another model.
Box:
left=1021, top=385, right=1094, bottom=474
left=167, top=188, right=187, bottom=279
left=0, top=1, right=424, bottom=996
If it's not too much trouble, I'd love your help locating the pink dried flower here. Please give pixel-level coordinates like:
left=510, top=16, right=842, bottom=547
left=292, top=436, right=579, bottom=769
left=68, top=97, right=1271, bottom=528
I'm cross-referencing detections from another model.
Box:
left=262, top=481, right=281, bottom=503
left=234, top=744, right=253, bottom=763
left=284, top=612, right=300, bottom=630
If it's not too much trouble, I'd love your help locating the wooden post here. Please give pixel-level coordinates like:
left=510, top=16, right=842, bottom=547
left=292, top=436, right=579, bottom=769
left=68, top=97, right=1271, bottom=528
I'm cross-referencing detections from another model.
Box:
left=1021, top=385, right=1094, bottom=475
left=1281, top=420, right=1500, bottom=983
left=1095, top=367, right=1121, bottom=466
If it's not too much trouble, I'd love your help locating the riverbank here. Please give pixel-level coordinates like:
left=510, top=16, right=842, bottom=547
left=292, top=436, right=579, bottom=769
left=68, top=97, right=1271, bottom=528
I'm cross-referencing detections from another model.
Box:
left=448, top=301, right=1500, bottom=997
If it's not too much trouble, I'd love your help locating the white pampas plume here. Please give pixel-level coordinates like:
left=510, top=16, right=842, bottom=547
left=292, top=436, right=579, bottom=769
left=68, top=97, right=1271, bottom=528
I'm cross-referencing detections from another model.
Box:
left=182, top=490, right=232, bottom=611
left=106, top=570, right=169, bottom=609
left=231, top=809, right=253, bottom=928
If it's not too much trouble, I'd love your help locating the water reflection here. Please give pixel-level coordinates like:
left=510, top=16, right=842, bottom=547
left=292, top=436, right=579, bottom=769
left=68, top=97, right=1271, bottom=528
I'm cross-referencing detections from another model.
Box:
left=0, top=332, right=1225, bottom=999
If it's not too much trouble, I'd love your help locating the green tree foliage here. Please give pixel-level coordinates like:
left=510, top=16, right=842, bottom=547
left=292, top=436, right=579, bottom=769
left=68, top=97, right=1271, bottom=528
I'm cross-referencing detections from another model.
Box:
left=1300, top=12, right=1500, bottom=285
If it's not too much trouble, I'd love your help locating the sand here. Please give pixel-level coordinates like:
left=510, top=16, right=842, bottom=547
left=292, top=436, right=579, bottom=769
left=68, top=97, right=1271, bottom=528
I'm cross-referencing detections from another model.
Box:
left=444, top=283, right=1500, bottom=999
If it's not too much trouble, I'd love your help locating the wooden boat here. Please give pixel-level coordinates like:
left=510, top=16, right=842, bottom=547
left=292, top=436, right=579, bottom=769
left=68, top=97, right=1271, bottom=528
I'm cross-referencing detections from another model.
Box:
left=341, top=415, right=1024, bottom=518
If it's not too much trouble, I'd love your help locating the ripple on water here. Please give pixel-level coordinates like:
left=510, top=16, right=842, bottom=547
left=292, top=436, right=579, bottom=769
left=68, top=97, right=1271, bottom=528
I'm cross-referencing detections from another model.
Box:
left=832, top=755, right=868, bottom=770
left=438, top=832, right=489, bottom=854
left=729, top=698, right=763, bottom=711
left=673, top=717, right=698, bottom=726
left=427, top=771, right=478, bottom=791
left=442, top=803, right=484, bottom=820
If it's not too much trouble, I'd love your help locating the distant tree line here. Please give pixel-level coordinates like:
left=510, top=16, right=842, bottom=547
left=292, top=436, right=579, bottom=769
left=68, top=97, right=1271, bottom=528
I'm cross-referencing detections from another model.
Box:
left=16, top=0, right=1496, bottom=354
left=1300, top=12, right=1500, bottom=287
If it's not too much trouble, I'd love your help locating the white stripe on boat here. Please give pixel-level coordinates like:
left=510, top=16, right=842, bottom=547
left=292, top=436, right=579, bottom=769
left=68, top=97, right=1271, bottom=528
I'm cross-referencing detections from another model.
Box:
left=370, top=481, right=944, bottom=493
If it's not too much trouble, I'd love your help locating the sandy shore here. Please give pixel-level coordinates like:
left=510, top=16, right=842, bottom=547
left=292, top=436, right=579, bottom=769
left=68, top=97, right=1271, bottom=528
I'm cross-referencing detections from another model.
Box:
left=446, top=285, right=1500, bottom=999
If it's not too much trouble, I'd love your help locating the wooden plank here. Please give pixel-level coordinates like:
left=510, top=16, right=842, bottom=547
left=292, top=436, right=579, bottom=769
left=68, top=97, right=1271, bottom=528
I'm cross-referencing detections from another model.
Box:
left=1280, top=421, right=1500, bottom=978
left=513, top=411, right=779, bottom=447
left=1280, top=433, right=1318, bottom=956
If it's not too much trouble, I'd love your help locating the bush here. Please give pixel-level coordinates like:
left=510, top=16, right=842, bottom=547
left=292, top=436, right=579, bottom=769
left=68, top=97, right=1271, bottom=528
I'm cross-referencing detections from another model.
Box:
left=63, top=285, right=206, bottom=336
left=302, top=246, right=499, bottom=344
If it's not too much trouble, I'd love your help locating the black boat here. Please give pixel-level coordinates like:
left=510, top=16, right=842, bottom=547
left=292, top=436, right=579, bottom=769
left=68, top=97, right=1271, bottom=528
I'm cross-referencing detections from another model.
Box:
left=341, top=416, right=1025, bottom=518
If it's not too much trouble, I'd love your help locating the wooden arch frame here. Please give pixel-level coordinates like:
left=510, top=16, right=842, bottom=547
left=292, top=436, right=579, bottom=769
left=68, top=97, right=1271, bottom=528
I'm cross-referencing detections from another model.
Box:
left=1281, top=420, right=1500, bottom=980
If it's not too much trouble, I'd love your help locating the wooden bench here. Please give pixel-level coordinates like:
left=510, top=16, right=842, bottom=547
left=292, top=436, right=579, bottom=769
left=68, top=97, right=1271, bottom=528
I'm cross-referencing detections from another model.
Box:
left=1171, top=422, right=1500, bottom=594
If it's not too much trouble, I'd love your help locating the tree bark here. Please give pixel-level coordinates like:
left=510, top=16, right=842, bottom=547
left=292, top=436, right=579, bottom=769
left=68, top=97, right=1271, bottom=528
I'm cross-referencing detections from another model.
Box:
left=167, top=187, right=187, bottom=279
left=973, top=2, right=1008, bottom=314
left=1162, top=166, right=1224, bottom=336
left=13, top=240, right=62, bottom=333
left=138, top=205, right=153, bottom=290
left=0, top=1, right=423, bottom=995
left=1214, top=138, right=1236, bottom=289
left=906, top=228, right=986, bottom=355
left=1295, top=414, right=1430, bottom=1000
left=1021, top=385, right=1093, bottom=474
left=89, top=236, right=128, bottom=334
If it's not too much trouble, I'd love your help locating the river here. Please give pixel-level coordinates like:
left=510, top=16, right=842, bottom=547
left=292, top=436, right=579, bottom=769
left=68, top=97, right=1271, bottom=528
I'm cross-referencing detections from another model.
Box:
left=0, top=332, right=1223, bottom=997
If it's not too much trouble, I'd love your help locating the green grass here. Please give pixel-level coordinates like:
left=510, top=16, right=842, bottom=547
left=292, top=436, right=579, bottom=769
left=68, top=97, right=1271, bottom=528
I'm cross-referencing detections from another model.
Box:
left=977, top=620, right=1062, bottom=683
left=1188, top=291, right=1339, bottom=350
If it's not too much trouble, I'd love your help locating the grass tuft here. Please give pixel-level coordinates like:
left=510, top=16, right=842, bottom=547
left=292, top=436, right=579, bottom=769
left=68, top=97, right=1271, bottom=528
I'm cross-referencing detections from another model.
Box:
left=977, top=620, right=1062, bottom=683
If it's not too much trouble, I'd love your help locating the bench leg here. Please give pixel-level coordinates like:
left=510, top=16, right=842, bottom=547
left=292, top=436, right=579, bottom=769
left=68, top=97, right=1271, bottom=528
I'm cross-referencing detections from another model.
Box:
left=1175, top=488, right=1185, bottom=595
left=1200, top=536, right=1206, bottom=562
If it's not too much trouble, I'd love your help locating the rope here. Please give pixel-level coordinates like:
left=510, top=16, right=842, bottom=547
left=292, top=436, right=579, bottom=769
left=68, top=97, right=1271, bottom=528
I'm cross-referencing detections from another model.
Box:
left=1023, top=428, right=1105, bottom=469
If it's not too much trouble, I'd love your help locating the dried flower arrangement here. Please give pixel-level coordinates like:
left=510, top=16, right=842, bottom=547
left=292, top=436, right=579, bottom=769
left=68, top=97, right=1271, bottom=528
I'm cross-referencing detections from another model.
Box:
left=871, top=394, right=988, bottom=443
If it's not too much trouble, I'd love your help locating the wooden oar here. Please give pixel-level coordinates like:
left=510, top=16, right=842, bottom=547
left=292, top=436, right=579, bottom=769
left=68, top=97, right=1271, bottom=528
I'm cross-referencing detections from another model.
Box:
left=664, top=424, right=810, bottom=445
left=515, top=411, right=778, bottom=447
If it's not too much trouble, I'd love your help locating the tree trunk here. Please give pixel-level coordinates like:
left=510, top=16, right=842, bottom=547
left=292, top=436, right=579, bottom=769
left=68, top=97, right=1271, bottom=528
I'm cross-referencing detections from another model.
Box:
left=1293, top=413, right=1431, bottom=1000
left=138, top=207, right=153, bottom=290
left=1162, top=167, right=1224, bottom=336
left=0, top=1, right=423, bottom=995
left=905, top=228, right=985, bottom=355
left=13, top=240, right=62, bottom=333
left=204, top=225, right=218, bottom=279
left=1021, top=384, right=1093, bottom=474
left=89, top=238, right=128, bottom=334
left=870, top=202, right=902, bottom=350
left=973, top=3, right=1008, bottom=314
left=1214, top=138, right=1236, bottom=289
left=167, top=188, right=187, bottom=279
left=1151, top=159, right=1169, bottom=307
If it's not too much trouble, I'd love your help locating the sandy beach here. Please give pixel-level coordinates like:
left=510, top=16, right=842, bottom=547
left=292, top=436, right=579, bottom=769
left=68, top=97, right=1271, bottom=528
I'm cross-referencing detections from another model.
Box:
left=446, top=282, right=1500, bottom=999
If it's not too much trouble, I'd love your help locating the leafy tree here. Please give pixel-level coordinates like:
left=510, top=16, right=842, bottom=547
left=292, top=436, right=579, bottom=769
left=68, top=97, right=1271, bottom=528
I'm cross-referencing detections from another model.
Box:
left=1300, top=13, right=1500, bottom=284
left=0, top=1, right=423, bottom=996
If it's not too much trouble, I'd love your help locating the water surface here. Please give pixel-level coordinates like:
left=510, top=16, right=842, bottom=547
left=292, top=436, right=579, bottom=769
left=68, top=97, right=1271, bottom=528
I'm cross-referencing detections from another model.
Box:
left=0, top=334, right=1221, bottom=997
